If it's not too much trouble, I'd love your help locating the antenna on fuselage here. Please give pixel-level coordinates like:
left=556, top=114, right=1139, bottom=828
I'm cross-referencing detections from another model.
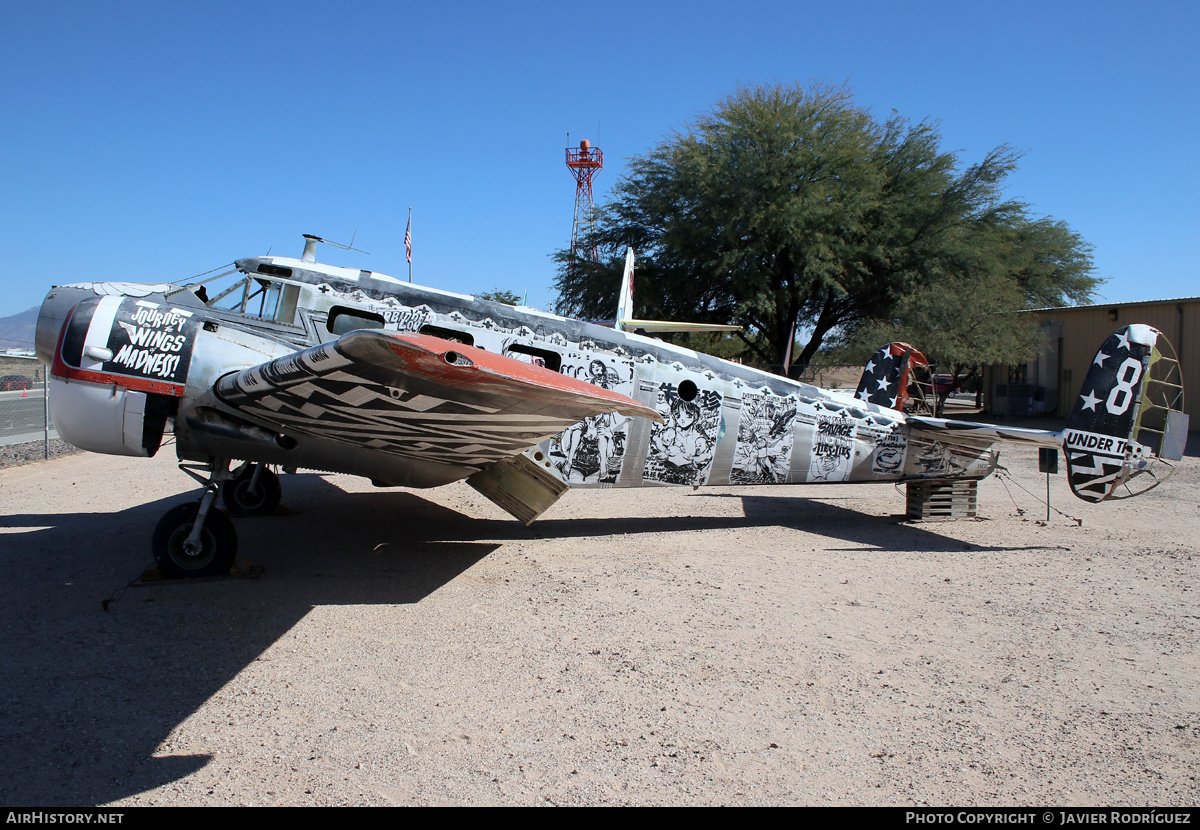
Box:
left=300, top=233, right=370, bottom=263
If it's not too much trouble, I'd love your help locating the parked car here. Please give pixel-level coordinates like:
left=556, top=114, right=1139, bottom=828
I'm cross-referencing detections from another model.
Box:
left=932, top=373, right=960, bottom=395
left=0, top=375, right=33, bottom=391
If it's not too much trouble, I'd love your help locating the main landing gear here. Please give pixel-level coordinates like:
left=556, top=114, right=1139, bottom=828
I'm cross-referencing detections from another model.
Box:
left=150, top=459, right=281, bottom=579
left=152, top=459, right=238, bottom=578
left=152, top=501, right=238, bottom=579
left=222, top=462, right=282, bottom=516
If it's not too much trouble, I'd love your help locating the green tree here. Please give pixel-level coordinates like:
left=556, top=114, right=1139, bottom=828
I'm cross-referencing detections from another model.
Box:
left=477, top=288, right=523, bottom=306
left=841, top=213, right=1096, bottom=414
left=553, top=82, right=1097, bottom=377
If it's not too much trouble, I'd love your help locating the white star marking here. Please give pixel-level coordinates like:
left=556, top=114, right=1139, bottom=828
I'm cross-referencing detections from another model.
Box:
left=1093, top=350, right=1109, bottom=367
left=876, top=377, right=892, bottom=392
left=864, top=360, right=875, bottom=375
left=1079, top=389, right=1101, bottom=411
left=1115, top=330, right=1131, bottom=351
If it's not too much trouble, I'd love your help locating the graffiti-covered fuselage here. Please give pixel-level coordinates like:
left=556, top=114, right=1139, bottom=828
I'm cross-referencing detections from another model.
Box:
left=35, top=252, right=997, bottom=496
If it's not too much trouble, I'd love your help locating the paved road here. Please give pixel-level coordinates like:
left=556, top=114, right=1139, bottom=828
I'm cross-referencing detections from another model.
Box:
left=0, top=388, right=49, bottom=443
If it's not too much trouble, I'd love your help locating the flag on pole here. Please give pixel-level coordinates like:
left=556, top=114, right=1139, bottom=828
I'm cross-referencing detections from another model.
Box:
left=404, top=212, right=412, bottom=264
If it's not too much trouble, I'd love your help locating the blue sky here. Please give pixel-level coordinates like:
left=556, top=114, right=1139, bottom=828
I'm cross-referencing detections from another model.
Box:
left=1, top=0, right=1196, bottom=324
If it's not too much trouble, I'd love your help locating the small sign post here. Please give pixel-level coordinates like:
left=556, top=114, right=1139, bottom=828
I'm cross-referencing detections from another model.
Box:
left=1039, top=448, right=1059, bottom=521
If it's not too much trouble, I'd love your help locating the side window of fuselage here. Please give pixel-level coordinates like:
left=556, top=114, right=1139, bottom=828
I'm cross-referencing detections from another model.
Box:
left=328, top=306, right=386, bottom=335
left=419, top=324, right=474, bottom=346
left=504, top=344, right=562, bottom=372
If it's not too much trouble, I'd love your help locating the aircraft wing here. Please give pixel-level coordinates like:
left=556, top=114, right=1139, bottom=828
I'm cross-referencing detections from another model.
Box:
left=212, top=330, right=662, bottom=471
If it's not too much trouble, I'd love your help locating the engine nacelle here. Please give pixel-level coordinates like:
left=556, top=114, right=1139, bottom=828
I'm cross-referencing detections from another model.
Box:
left=49, top=378, right=170, bottom=457
left=48, top=293, right=198, bottom=394
left=40, top=291, right=198, bottom=457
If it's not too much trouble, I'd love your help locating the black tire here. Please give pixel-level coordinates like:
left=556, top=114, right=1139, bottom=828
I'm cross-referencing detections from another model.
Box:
left=152, top=502, right=238, bottom=578
left=222, top=465, right=281, bottom=516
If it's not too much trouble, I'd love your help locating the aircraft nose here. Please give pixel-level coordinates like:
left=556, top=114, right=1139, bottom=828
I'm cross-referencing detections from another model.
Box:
left=34, top=288, right=82, bottom=366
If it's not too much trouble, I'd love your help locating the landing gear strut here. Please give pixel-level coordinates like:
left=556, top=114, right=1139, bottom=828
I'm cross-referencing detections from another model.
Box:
left=151, top=459, right=239, bottom=578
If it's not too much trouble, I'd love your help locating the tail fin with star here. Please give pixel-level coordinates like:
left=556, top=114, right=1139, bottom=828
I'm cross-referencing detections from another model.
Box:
left=853, top=342, right=930, bottom=411
left=1062, top=325, right=1188, bottom=501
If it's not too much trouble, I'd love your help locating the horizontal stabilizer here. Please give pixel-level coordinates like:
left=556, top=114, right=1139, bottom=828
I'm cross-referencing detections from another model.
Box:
left=907, top=417, right=1062, bottom=450
left=618, top=319, right=742, bottom=333
left=614, top=247, right=741, bottom=334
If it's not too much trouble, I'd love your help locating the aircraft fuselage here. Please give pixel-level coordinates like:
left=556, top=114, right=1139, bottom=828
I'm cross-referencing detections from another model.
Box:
left=36, top=253, right=997, bottom=493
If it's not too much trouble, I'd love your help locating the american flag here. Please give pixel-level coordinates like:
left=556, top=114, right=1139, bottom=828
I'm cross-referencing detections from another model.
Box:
left=404, top=214, right=412, bottom=264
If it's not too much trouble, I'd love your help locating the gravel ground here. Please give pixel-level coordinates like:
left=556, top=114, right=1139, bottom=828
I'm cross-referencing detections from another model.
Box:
left=0, top=440, right=1196, bottom=807
left=0, top=438, right=79, bottom=469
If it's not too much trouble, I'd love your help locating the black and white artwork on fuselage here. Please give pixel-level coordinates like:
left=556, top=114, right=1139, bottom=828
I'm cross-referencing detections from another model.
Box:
left=908, top=439, right=972, bottom=479
left=643, top=383, right=724, bottom=486
left=548, top=356, right=637, bottom=484
left=808, top=409, right=859, bottom=482
left=871, top=428, right=908, bottom=476
left=730, top=391, right=799, bottom=484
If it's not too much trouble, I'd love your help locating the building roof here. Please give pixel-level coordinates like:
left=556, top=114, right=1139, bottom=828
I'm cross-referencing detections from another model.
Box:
left=1025, top=296, right=1200, bottom=314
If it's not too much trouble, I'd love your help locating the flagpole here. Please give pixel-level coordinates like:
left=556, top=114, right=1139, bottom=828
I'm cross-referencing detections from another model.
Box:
left=405, top=207, right=412, bottom=283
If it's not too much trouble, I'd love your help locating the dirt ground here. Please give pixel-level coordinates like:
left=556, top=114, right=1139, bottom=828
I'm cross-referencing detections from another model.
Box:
left=0, top=437, right=1196, bottom=806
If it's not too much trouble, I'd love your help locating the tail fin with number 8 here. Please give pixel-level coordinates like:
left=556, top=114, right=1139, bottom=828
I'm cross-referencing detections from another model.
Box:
left=1061, top=324, right=1188, bottom=501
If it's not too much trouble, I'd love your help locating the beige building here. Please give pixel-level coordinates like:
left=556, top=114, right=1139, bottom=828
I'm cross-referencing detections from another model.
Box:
left=983, top=298, right=1198, bottom=430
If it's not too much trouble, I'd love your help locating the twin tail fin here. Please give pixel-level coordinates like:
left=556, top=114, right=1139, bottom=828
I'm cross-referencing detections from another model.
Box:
left=854, top=343, right=930, bottom=411
left=1062, top=324, right=1188, bottom=501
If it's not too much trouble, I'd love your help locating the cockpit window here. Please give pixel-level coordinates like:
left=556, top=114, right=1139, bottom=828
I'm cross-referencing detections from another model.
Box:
left=205, top=275, right=295, bottom=323
left=210, top=276, right=251, bottom=311
left=256, top=264, right=294, bottom=279
left=246, top=280, right=282, bottom=319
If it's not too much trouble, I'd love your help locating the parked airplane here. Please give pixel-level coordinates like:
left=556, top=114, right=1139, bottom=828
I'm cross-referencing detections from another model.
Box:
left=34, top=236, right=1188, bottom=578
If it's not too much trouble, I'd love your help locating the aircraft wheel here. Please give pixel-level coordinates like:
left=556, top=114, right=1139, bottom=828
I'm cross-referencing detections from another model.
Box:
left=222, top=465, right=281, bottom=516
left=152, top=503, right=239, bottom=579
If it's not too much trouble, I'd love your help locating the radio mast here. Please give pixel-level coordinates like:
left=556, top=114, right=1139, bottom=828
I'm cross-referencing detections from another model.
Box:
left=565, top=138, right=604, bottom=271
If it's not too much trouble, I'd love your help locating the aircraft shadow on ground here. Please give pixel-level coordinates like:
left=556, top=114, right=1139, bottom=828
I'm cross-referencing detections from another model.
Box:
left=0, top=474, right=502, bottom=806
left=535, top=490, right=1056, bottom=555
left=0, top=474, right=1067, bottom=805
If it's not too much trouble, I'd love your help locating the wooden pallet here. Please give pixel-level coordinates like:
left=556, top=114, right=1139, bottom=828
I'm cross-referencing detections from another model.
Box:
left=906, top=480, right=978, bottom=520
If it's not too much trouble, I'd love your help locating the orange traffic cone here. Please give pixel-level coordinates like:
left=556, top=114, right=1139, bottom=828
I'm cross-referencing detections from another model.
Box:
left=22, top=388, right=27, bottom=397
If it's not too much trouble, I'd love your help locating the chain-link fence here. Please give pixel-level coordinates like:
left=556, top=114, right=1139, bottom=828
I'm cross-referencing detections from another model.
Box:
left=0, top=355, right=78, bottom=468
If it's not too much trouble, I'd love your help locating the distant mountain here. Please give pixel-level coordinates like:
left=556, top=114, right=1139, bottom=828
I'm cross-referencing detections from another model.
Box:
left=0, top=307, right=38, bottom=350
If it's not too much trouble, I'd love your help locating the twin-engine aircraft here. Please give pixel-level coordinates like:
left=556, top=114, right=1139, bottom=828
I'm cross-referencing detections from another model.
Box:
left=35, top=237, right=1188, bottom=578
